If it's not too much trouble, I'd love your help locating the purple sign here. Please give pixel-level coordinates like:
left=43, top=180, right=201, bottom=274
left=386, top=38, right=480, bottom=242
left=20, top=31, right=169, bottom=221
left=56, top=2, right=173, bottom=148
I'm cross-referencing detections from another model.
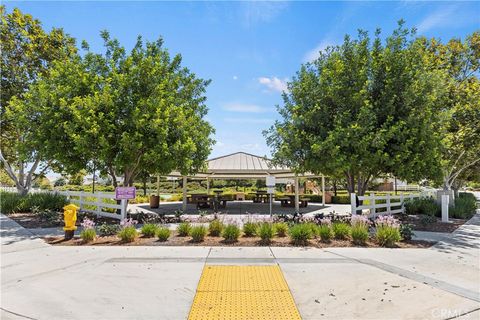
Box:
left=115, top=187, right=136, bottom=200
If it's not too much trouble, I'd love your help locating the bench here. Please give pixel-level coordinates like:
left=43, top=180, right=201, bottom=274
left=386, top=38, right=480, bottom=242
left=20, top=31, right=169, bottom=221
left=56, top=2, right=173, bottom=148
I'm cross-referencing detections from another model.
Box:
left=278, top=197, right=310, bottom=208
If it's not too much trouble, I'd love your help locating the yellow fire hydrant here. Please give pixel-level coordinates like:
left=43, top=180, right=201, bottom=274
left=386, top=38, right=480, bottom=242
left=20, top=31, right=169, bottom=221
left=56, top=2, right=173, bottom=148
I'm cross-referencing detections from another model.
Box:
left=63, top=204, right=79, bottom=240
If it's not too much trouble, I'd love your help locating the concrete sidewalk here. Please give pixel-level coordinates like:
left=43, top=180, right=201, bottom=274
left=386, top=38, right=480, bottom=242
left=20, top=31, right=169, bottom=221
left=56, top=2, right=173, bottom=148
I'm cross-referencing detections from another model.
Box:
left=1, top=213, right=479, bottom=320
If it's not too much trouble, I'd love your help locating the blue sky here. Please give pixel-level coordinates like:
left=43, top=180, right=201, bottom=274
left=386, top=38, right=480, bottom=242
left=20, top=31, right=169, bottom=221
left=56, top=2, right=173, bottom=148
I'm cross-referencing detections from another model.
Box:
left=5, top=1, right=480, bottom=159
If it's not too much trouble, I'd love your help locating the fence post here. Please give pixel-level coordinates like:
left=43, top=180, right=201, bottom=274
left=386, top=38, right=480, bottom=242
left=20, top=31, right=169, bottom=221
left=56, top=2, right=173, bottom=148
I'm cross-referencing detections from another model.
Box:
left=79, top=192, right=84, bottom=211
left=441, top=195, right=449, bottom=223
left=95, top=193, right=102, bottom=217
left=350, top=193, right=356, bottom=215
left=400, top=194, right=405, bottom=214
left=370, top=193, right=376, bottom=216
left=120, top=199, right=128, bottom=220
left=386, top=193, right=391, bottom=214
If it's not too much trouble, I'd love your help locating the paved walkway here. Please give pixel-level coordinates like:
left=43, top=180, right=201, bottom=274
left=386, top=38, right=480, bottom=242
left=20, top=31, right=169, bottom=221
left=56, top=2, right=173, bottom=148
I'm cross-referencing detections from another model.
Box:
left=1, top=213, right=479, bottom=320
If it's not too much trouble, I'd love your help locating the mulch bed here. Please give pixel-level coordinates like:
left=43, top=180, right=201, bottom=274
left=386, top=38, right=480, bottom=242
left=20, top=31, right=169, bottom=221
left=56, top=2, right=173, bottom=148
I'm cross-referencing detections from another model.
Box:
left=399, top=215, right=467, bottom=233
left=44, top=233, right=434, bottom=249
left=7, top=212, right=119, bottom=229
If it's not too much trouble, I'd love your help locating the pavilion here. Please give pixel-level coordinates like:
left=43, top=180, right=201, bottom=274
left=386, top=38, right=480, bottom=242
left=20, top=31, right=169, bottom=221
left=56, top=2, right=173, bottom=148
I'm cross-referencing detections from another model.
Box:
left=167, top=152, right=326, bottom=213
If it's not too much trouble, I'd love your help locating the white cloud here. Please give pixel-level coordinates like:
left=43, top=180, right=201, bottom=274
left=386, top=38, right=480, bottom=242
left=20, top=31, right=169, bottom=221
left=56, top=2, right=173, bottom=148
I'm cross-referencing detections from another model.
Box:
left=304, top=40, right=335, bottom=63
left=233, top=75, right=238, bottom=80
left=223, top=103, right=268, bottom=113
left=258, top=76, right=288, bottom=93
left=223, top=117, right=273, bottom=124
left=417, top=6, right=457, bottom=34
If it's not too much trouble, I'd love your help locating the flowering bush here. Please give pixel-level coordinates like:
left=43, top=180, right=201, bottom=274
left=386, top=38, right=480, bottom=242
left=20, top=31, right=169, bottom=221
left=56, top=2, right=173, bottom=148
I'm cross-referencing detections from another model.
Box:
left=177, top=222, right=191, bottom=237
left=141, top=223, right=159, bottom=238
left=118, top=218, right=138, bottom=242
left=289, top=224, right=312, bottom=246
left=222, top=224, right=241, bottom=243
left=80, top=218, right=96, bottom=242
left=318, top=224, right=333, bottom=242
left=375, top=216, right=401, bottom=247
left=375, top=215, right=400, bottom=228
left=258, top=223, right=275, bottom=244
left=209, top=219, right=224, bottom=237
left=274, top=222, right=288, bottom=237
left=120, top=218, right=138, bottom=228
left=243, top=222, right=258, bottom=237
left=81, top=218, right=96, bottom=230
left=319, top=217, right=332, bottom=226
left=156, top=227, right=171, bottom=241
left=190, top=225, right=207, bottom=243
left=332, top=222, right=350, bottom=240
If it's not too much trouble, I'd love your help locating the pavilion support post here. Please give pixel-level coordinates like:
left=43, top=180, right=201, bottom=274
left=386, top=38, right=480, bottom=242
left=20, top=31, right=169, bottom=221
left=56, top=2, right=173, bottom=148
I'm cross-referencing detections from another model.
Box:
left=182, top=176, right=187, bottom=211
left=322, top=175, right=326, bottom=206
left=206, top=178, right=210, bottom=194
left=294, top=176, right=300, bottom=214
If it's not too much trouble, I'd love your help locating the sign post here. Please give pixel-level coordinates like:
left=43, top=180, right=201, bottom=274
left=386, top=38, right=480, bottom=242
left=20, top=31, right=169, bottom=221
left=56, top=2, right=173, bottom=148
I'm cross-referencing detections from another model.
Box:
left=266, top=176, right=276, bottom=217
left=115, top=187, right=136, bottom=200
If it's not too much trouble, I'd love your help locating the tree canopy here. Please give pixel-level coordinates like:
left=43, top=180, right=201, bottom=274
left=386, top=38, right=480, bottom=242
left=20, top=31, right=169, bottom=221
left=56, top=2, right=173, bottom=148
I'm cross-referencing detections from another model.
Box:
left=265, top=22, right=447, bottom=195
left=0, top=6, right=77, bottom=194
left=9, top=30, right=215, bottom=187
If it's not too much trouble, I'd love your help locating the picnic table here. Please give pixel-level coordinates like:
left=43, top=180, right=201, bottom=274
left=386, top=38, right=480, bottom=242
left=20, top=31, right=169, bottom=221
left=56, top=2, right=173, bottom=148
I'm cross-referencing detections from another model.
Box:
left=277, top=195, right=310, bottom=208
left=249, top=191, right=270, bottom=203
left=187, top=193, right=231, bottom=210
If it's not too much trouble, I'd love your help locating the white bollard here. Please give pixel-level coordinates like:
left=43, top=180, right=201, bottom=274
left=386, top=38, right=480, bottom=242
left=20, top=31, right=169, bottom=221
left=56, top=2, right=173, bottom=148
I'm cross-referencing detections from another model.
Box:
left=441, top=194, right=449, bottom=223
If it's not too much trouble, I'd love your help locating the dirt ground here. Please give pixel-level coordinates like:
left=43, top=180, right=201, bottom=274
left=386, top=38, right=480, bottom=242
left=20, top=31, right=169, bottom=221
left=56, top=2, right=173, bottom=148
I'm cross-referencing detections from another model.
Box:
left=400, top=215, right=466, bottom=233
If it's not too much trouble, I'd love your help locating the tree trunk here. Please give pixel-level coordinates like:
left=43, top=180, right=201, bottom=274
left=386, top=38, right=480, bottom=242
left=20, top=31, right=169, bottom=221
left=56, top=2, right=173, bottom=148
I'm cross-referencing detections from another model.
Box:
left=333, top=180, right=337, bottom=197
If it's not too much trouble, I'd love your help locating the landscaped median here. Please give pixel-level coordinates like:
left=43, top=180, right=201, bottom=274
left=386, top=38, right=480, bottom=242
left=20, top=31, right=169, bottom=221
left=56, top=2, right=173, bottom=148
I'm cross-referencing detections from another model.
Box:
left=44, top=214, right=433, bottom=248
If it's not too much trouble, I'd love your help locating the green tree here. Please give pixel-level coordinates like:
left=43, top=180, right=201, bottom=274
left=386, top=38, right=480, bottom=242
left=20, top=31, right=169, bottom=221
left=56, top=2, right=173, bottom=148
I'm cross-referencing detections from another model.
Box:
left=423, top=32, right=480, bottom=192
left=265, top=22, right=445, bottom=196
left=12, top=31, right=215, bottom=187
left=0, top=6, right=77, bottom=194
left=68, top=170, right=86, bottom=186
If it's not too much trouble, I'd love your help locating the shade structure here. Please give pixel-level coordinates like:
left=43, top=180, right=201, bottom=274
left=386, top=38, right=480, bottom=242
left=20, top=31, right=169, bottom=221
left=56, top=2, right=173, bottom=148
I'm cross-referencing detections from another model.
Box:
left=168, top=152, right=318, bottom=179
left=167, top=152, right=325, bottom=213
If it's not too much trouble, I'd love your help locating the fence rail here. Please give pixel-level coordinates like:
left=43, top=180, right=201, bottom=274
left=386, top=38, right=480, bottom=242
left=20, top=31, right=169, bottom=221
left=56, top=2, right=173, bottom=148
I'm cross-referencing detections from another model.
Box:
left=57, top=191, right=127, bottom=220
left=350, top=192, right=420, bottom=218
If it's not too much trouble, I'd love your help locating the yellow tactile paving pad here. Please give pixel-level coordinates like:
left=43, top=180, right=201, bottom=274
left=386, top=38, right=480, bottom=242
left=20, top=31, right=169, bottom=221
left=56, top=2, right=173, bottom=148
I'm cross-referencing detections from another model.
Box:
left=188, top=265, right=302, bottom=320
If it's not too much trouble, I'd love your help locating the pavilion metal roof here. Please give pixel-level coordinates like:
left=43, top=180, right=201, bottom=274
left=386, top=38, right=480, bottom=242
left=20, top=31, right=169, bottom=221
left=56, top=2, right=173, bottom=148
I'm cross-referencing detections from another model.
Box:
left=168, top=152, right=318, bottom=179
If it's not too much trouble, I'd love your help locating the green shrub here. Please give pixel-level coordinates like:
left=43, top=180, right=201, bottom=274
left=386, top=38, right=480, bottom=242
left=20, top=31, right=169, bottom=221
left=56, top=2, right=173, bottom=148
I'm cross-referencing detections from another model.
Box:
left=243, top=222, right=257, bottom=237
left=190, top=225, right=207, bottom=243
left=209, top=219, right=224, bottom=237
left=156, top=227, right=171, bottom=242
left=376, top=226, right=401, bottom=247
left=351, top=225, right=369, bottom=245
left=289, top=224, right=312, bottom=246
left=404, top=197, right=440, bottom=217
left=80, top=229, right=96, bottom=242
left=419, top=214, right=436, bottom=228
left=0, top=191, right=68, bottom=214
left=222, top=224, right=241, bottom=243
left=32, top=206, right=60, bottom=223
left=117, top=226, right=137, bottom=242
left=400, top=224, right=414, bottom=241
left=97, top=223, right=120, bottom=236
left=258, top=223, right=275, bottom=244
left=450, top=193, right=477, bottom=219
left=274, top=222, right=288, bottom=237
left=141, top=223, right=159, bottom=238
left=177, top=222, right=191, bottom=237
left=331, top=195, right=350, bottom=204
left=318, top=224, right=333, bottom=242
left=332, top=222, right=350, bottom=240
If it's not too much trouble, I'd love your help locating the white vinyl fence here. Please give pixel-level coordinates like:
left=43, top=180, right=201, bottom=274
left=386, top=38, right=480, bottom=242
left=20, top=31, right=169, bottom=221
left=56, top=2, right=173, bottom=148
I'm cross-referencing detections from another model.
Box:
left=58, top=191, right=127, bottom=220
left=350, top=192, right=420, bottom=218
